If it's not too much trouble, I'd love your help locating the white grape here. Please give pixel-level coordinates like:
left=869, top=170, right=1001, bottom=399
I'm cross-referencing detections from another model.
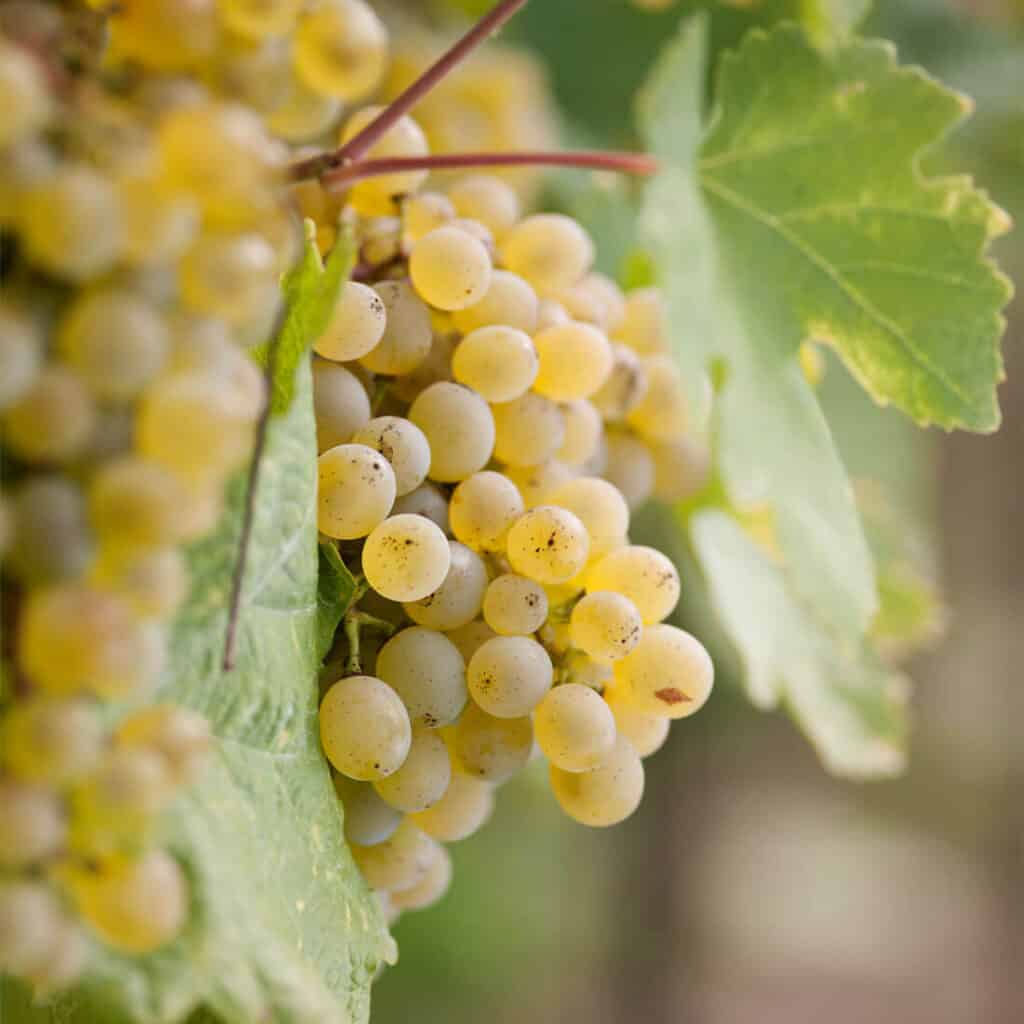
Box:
left=449, top=470, right=524, bottom=552
left=404, top=541, right=488, bottom=631
left=534, top=683, right=616, bottom=772
left=314, top=281, right=387, bottom=362
left=452, top=325, right=538, bottom=402
left=506, top=505, right=590, bottom=585
left=549, top=733, right=644, bottom=827
left=312, top=360, right=372, bottom=451
left=482, top=574, right=548, bottom=636
left=317, top=444, right=396, bottom=540
left=374, top=626, right=467, bottom=728
left=373, top=725, right=451, bottom=813
left=409, top=225, right=492, bottom=311
left=408, top=382, right=495, bottom=483
left=363, top=513, right=451, bottom=602
left=586, top=545, right=680, bottom=624
left=352, top=416, right=431, bottom=496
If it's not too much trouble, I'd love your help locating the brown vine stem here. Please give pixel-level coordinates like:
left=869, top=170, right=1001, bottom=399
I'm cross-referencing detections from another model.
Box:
left=288, top=0, right=530, bottom=183
left=322, top=149, right=659, bottom=190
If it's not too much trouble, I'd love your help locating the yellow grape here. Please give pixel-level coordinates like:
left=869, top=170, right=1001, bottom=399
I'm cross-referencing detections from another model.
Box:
left=312, top=360, right=372, bottom=451
left=362, top=513, right=452, bottom=602
left=482, top=574, right=548, bottom=637
left=314, top=281, right=388, bottom=363
left=650, top=437, right=712, bottom=503
left=625, top=355, right=689, bottom=442
left=0, top=780, right=66, bottom=867
left=452, top=325, right=538, bottom=402
left=391, top=842, right=452, bottom=912
left=499, top=214, right=594, bottom=293
left=491, top=391, right=565, bottom=467
left=548, top=476, right=630, bottom=559
left=333, top=774, right=402, bottom=847
left=374, top=625, right=467, bottom=728
left=451, top=702, right=533, bottom=783
left=351, top=819, right=437, bottom=893
left=179, top=232, right=280, bottom=326
left=448, top=175, right=520, bottom=238
left=444, top=619, right=497, bottom=664
left=402, top=191, right=455, bottom=243
left=534, top=683, right=616, bottom=773
left=570, top=591, right=643, bottom=664
left=404, top=541, right=488, bottom=631
left=467, top=635, right=553, bottom=718
left=532, top=321, right=613, bottom=401
left=409, top=226, right=492, bottom=311
left=6, top=476, right=93, bottom=585
left=117, top=167, right=197, bottom=267
left=359, top=280, right=432, bottom=375
left=93, top=545, right=190, bottom=620
left=219, top=0, right=303, bottom=39
left=557, top=399, right=603, bottom=467
left=320, top=675, right=411, bottom=781
left=591, top=343, right=648, bottom=421
left=549, top=733, right=644, bottom=827
left=504, top=460, right=573, bottom=509
left=352, top=416, right=431, bottom=496
left=109, top=0, right=218, bottom=71
left=1, top=697, right=103, bottom=785
left=115, top=705, right=212, bottom=785
left=2, top=367, right=95, bottom=464
left=391, top=481, right=451, bottom=534
left=452, top=269, right=539, bottom=335
left=0, top=305, right=41, bottom=410
left=267, top=77, right=343, bottom=143
left=408, top=382, right=495, bottom=483
left=603, top=431, right=656, bottom=509
left=411, top=772, right=493, bottom=842
left=449, top=471, right=524, bottom=552
left=0, top=42, right=51, bottom=148
left=317, top=443, right=397, bottom=540
left=586, top=545, right=680, bottom=625
left=603, top=681, right=670, bottom=758
left=373, top=725, right=451, bottom=813
left=613, top=287, right=668, bottom=354
left=506, top=505, right=590, bottom=585
left=0, top=881, right=64, bottom=977
left=293, top=0, right=388, bottom=101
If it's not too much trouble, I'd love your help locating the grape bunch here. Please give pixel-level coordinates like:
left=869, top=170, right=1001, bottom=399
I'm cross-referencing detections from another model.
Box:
left=311, top=138, right=714, bottom=918
left=0, top=0, right=394, bottom=993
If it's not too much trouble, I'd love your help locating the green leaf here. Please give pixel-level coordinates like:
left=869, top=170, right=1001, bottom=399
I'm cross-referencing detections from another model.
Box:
left=692, top=509, right=908, bottom=778
left=6, top=360, right=394, bottom=1024
left=317, top=542, right=360, bottom=662
left=257, top=223, right=356, bottom=415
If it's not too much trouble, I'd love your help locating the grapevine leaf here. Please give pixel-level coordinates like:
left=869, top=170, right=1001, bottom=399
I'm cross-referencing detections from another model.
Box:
left=5, top=360, right=394, bottom=1024
left=317, top=542, right=360, bottom=662
left=692, top=509, right=909, bottom=779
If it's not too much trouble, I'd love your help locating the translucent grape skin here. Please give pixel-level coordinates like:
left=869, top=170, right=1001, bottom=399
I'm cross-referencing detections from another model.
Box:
left=359, top=280, right=432, bottom=376
left=506, top=505, right=590, bottom=585
left=391, top=481, right=450, bottom=535
left=313, top=360, right=372, bottom=451
left=467, top=635, right=553, bottom=718
left=333, top=774, right=403, bottom=847
left=374, top=626, right=467, bottom=728
left=411, top=772, right=494, bottom=842
left=2, top=367, right=95, bottom=464
left=409, top=225, right=492, bottom=311
left=549, top=733, right=644, bottom=827
left=570, top=591, right=643, bottom=664
left=352, top=416, right=431, bottom=496
left=444, top=619, right=497, bottom=664
left=293, top=0, right=388, bottom=101
left=482, top=574, right=548, bottom=636
left=499, top=214, right=594, bottom=293
left=0, top=881, right=64, bottom=976
left=1, top=697, right=103, bottom=785
left=362, top=512, right=452, bottom=602
left=604, top=681, right=670, bottom=758
left=317, top=443, right=396, bottom=540
left=603, top=431, right=655, bottom=510
left=448, top=175, right=520, bottom=238
left=532, top=321, right=613, bottom=402
left=451, top=702, right=533, bottom=783
left=404, top=541, right=488, bottom=631
left=586, top=545, right=681, bottom=625
left=0, top=780, right=66, bottom=868
left=449, top=470, right=524, bottom=552
left=314, top=280, right=387, bottom=362
left=115, top=705, right=212, bottom=786
left=452, top=325, right=538, bottom=402
left=534, top=683, right=617, bottom=773
left=408, top=382, right=495, bottom=483
left=351, top=819, right=437, bottom=892
left=452, top=269, right=538, bottom=335
left=373, top=725, right=451, bottom=813
left=491, top=391, right=565, bottom=468
left=319, top=675, right=412, bottom=781
left=390, top=841, right=452, bottom=911
left=557, top=399, right=603, bottom=467
left=548, top=476, right=630, bottom=559
left=339, top=108, right=428, bottom=216
left=612, top=624, right=714, bottom=719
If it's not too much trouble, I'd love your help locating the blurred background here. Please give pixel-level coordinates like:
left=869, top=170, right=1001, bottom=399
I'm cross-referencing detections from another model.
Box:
left=373, top=1, right=1024, bottom=1021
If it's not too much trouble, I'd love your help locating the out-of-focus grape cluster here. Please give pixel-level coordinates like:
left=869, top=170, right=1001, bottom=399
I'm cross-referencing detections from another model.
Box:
left=0, top=0, right=394, bottom=993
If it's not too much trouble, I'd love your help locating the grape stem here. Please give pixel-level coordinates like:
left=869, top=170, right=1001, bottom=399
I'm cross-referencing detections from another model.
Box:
left=288, top=0, right=530, bottom=183
left=322, top=150, right=659, bottom=190
left=342, top=610, right=397, bottom=675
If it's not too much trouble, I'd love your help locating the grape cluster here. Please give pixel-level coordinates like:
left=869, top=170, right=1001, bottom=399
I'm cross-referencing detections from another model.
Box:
left=0, top=0, right=392, bottom=992
left=312, top=143, right=714, bottom=920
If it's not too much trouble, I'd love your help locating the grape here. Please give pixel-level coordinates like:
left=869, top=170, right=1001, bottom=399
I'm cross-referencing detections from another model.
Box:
left=3, top=367, right=95, bottom=464
left=374, top=725, right=451, bottom=813
left=650, top=437, right=711, bottom=503
left=266, top=77, right=343, bottom=143
left=318, top=444, right=397, bottom=541
left=0, top=306, right=40, bottom=410
left=561, top=649, right=613, bottom=692
left=0, top=138, right=54, bottom=227
left=506, top=505, right=590, bottom=585
left=402, top=191, right=455, bottom=242
left=391, top=842, right=452, bottom=911
left=626, top=355, right=689, bottom=442
left=467, top=635, right=553, bottom=718
left=491, top=391, right=565, bottom=467
left=570, top=591, right=643, bottom=664
left=591, top=343, right=648, bottom=420
left=313, top=360, right=372, bottom=451
left=534, top=683, right=616, bottom=773
left=448, top=176, right=520, bottom=238
left=449, top=471, right=524, bottom=552
left=482, top=574, right=548, bottom=637
left=315, top=281, right=387, bottom=363
left=0, top=780, right=65, bottom=867
left=333, top=774, right=402, bottom=847
left=452, top=325, right=538, bottom=402
left=404, top=541, right=488, bottom=631
left=549, top=733, right=644, bottom=827
left=179, top=232, right=280, bottom=325
left=360, top=214, right=403, bottom=264
left=293, top=0, right=388, bottom=101
left=586, top=545, right=680, bottom=625
left=451, top=702, right=532, bottom=783
left=72, top=850, right=188, bottom=953
left=339, top=107, right=428, bottom=216
left=0, top=42, right=51, bottom=148
left=319, top=675, right=412, bottom=781
left=444, top=619, right=497, bottom=664
left=25, top=918, right=87, bottom=996
left=532, top=321, right=613, bottom=401
left=391, top=482, right=450, bottom=535
left=504, top=460, right=573, bottom=509
left=0, top=882, right=63, bottom=976
left=351, top=819, right=437, bottom=893
left=115, top=705, right=212, bottom=785
left=1, top=698, right=102, bottom=785
left=548, top=477, right=630, bottom=559
left=6, top=476, right=93, bottom=584
left=168, top=318, right=264, bottom=417
left=452, top=270, right=539, bottom=335
left=117, top=168, right=197, bottom=267
left=359, top=280, right=433, bottom=376
left=499, top=214, right=594, bottom=293
left=374, top=626, right=467, bottom=728
left=536, top=298, right=570, bottom=330
left=612, top=624, right=713, bottom=719
left=409, top=226, right=492, bottom=311
left=411, top=772, right=493, bottom=842
left=94, top=545, right=190, bottom=620
left=557, top=399, right=603, bottom=467
left=219, top=0, right=303, bottom=39
left=89, top=456, right=192, bottom=551
left=408, top=382, right=495, bottom=483
left=363, top=513, right=451, bottom=602
left=83, top=747, right=175, bottom=818
left=109, top=0, right=218, bottom=71
left=603, top=431, right=655, bottom=509
left=20, top=165, right=121, bottom=280
left=613, top=287, right=667, bottom=354
left=561, top=272, right=626, bottom=333
left=388, top=329, right=456, bottom=403
left=603, top=681, right=670, bottom=758
left=352, top=416, right=431, bottom=496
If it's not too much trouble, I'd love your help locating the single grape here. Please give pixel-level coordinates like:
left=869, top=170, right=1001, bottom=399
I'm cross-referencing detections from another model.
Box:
left=561, top=649, right=613, bottom=692
left=411, top=772, right=493, bottom=842
left=549, top=733, right=644, bottom=827
left=391, top=842, right=452, bottom=912
left=560, top=272, right=626, bottom=332
left=626, top=355, right=689, bottom=442
left=117, top=168, right=197, bottom=267
left=491, top=391, right=565, bottom=468
left=570, top=591, right=643, bottom=664
left=548, top=477, right=630, bottom=559
left=506, top=505, right=590, bottom=585
left=267, top=76, right=343, bottom=142
left=586, top=545, right=680, bottom=624
left=409, top=226, right=492, bottom=311
left=612, top=624, right=713, bottom=719
left=591, top=343, right=648, bottom=420
left=613, top=287, right=667, bottom=354
left=293, top=0, right=388, bottom=100
left=391, top=482, right=450, bottom=535
left=603, top=431, right=655, bottom=509
left=317, top=444, right=396, bottom=540
left=388, top=329, right=457, bottom=403
left=332, top=774, right=402, bottom=847
left=0, top=306, right=40, bottom=410
left=404, top=541, right=488, bottom=631
left=363, top=512, right=452, bottom=602
left=499, top=214, right=594, bottom=293
left=109, top=0, right=218, bottom=71
left=449, top=471, right=524, bottom=552
left=320, top=675, right=411, bottom=781
left=0, top=881, right=63, bottom=976
left=3, top=367, right=95, bottom=464
left=451, top=702, right=533, bottom=783
left=1, top=698, right=103, bottom=785
left=448, top=175, right=519, bottom=238
left=408, top=382, right=495, bottom=483
left=93, top=545, right=190, bottom=620
left=0, top=780, right=65, bottom=867
left=314, top=281, right=388, bottom=362
left=352, top=416, right=431, bottom=496
left=219, top=0, right=303, bottom=39
left=81, top=747, right=175, bottom=821
left=650, top=437, right=711, bottom=503
left=0, top=41, right=51, bottom=148
left=313, top=360, right=372, bottom=451
left=532, top=321, right=613, bottom=401
left=6, top=476, right=92, bottom=584
left=359, top=280, right=433, bottom=375
left=179, top=232, right=280, bottom=325
left=452, top=269, right=538, bottom=335
left=452, top=325, right=538, bottom=402
left=26, top=918, right=87, bottom=997
left=444, top=619, right=498, bottom=664
left=534, top=683, right=616, bottom=773
left=504, top=460, right=573, bottom=509
left=467, top=635, right=553, bottom=718
left=402, top=191, right=455, bottom=243
left=557, top=399, right=603, bottom=467
left=374, top=725, right=451, bottom=813
left=374, top=626, right=467, bottom=728
left=536, top=298, right=570, bottom=330
left=115, top=705, right=212, bottom=785
left=603, top=681, right=670, bottom=758
left=482, top=574, right=548, bottom=636
left=351, top=819, right=437, bottom=893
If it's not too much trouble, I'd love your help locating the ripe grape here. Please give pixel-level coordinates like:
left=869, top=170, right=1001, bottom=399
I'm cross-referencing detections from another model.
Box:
left=586, top=545, right=680, bottom=624
left=467, top=635, right=553, bottom=717
left=409, top=226, right=492, bottom=311
left=482, top=574, right=548, bottom=637
left=0, top=42, right=50, bottom=148
left=352, top=416, right=431, bottom=496
left=319, top=675, right=411, bottom=781
left=532, top=321, right=613, bottom=401
left=408, top=382, right=495, bottom=483
left=451, top=702, right=533, bottom=783
left=362, top=512, right=451, bottom=601
left=373, top=725, right=452, bottom=813
left=603, top=431, right=655, bottom=509
left=506, top=505, right=590, bottom=585
left=402, top=191, right=455, bottom=243
left=452, top=325, right=538, bottom=402
left=404, top=542, right=488, bottom=631
left=444, top=619, right=498, bottom=664
left=359, top=280, right=432, bottom=375
left=374, top=626, right=467, bottom=728
left=452, top=269, right=539, bottom=334
left=317, top=444, right=396, bottom=540
left=93, top=545, right=190, bottom=620
left=591, top=343, right=648, bottom=420
left=0, top=306, right=40, bottom=410
left=650, top=437, right=711, bottom=503
left=0, top=780, right=66, bottom=867
left=548, top=476, right=630, bottom=559
left=491, top=391, right=565, bottom=467
left=312, top=360, right=372, bottom=450
left=219, top=0, right=303, bottom=39
left=448, top=176, right=519, bottom=238
left=613, top=287, right=667, bottom=354
left=115, top=705, right=212, bottom=785
left=570, top=591, right=643, bottom=664
left=534, top=683, right=616, bottom=773
left=0, top=881, right=63, bottom=976
left=267, top=78, right=343, bottom=143
left=6, top=476, right=92, bottom=584
left=500, top=214, right=594, bottom=293
left=391, top=841, right=452, bottom=911
left=314, top=281, right=388, bottom=362
left=333, top=774, right=402, bottom=847
left=449, top=471, right=524, bottom=552
left=179, top=232, right=280, bottom=326
left=603, top=682, right=670, bottom=758
left=549, top=733, right=644, bottom=827
left=391, top=481, right=450, bottom=534
left=1, top=698, right=103, bottom=785
left=504, top=460, right=573, bottom=509
left=351, top=819, right=437, bottom=893
left=293, top=0, right=388, bottom=101
left=626, top=355, right=689, bottom=442
left=557, top=399, right=603, bottom=466
left=3, top=367, right=95, bottom=464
